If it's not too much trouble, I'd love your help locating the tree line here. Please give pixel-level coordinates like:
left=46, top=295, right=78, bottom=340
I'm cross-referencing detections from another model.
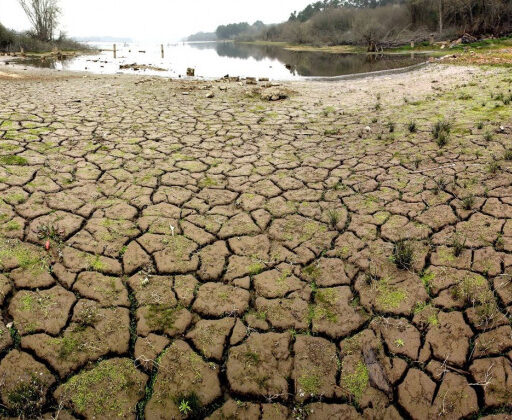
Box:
left=215, top=21, right=266, bottom=40
left=213, top=0, right=512, bottom=50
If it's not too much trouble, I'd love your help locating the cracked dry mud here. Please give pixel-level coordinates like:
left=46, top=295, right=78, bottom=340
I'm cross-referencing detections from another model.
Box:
left=0, top=63, right=512, bottom=419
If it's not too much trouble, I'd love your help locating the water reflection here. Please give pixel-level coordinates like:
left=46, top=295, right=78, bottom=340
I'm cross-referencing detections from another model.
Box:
left=13, top=41, right=428, bottom=80
left=190, top=42, right=426, bottom=77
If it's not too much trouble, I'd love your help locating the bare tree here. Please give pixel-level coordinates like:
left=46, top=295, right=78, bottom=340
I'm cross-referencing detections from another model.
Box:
left=18, top=0, right=60, bottom=42
left=438, top=0, right=443, bottom=34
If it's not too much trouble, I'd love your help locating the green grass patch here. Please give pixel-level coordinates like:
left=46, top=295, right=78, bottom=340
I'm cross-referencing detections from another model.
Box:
left=0, top=155, right=28, bottom=166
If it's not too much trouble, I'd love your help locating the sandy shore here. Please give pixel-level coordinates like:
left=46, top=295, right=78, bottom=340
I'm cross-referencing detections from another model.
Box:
left=0, top=62, right=511, bottom=419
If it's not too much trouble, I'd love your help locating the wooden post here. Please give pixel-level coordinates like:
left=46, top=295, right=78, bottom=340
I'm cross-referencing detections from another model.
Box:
left=430, top=34, right=435, bottom=45
left=410, top=41, right=415, bottom=48
left=113, top=43, right=117, bottom=59
left=161, top=44, right=164, bottom=58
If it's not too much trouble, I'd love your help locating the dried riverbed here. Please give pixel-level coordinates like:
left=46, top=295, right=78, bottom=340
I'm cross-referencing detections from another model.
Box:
left=0, top=63, right=511, bottom=419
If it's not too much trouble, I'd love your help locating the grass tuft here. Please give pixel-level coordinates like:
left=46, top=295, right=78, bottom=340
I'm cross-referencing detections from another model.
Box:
left=392, top=240, right=413, bottom=270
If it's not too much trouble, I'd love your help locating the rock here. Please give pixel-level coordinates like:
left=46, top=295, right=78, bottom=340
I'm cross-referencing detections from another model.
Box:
left=461, top=33, right=477, bottom=44
left=260, top=87, right=290, bottom=101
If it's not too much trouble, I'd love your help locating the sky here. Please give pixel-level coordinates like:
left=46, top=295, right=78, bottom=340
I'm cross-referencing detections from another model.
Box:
left=0, top=0, right=313, bottom=41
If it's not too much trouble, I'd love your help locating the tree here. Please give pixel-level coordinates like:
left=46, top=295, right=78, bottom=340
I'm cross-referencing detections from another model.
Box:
left=216, top=22, right=251, bottom=40
left=438, top=0, right=443, bottom=34
left=18, top=0, right=60, bottom=42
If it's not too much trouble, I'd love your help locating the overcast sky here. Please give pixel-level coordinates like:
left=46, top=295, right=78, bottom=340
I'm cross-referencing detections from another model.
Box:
left=0, top=0, right=312, bottom=41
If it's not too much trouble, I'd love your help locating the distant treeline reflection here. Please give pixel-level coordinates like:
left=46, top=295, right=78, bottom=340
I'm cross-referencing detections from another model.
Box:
left=189, top=42, right=425, bottom=77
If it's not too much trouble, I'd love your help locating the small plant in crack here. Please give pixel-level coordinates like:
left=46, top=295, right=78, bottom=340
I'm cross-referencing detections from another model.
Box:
left=394, top=338, right=405, bottom=348
left=364, top=267, right=379, bottom=286
left=433, top=177, right=447, bottom=195
left=175, top=393, right=200, bottom=417
left=327, top=209, right=340, bottom=229
left=36, top=223, right=63, bottom=242
left=504, top=149, right=512, bottom=161
left=451, top=233, right=467, bottom=257
left=432, top=120, right=451, bottom=137
left=495, top=233, right=505, bottom=251
left=435, top=130, right=449, bottom=147
left=392, top=240, right=414, bottom=270
left=462, top=195, right=475, bottom=210
left=487, top=159, right=501, bottom=174
left=7, top=376, right=46, bottom=417
left=388, top=121, right=395, bottom=133
left=408, top=121, right=417, bottom=133
left=484, top=131, right=493, bottom=142
left=179, top=400, right=192, bottom=415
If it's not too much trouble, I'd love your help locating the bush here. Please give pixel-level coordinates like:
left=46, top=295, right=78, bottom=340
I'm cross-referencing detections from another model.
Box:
left=0, top=21, right=86, bottom=53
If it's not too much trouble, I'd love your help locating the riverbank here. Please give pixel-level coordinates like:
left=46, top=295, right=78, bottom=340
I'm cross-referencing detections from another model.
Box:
left=1, top=49, right=94, bottom=59
left=0, top=63, right=511, bottom=419
left=242, top=35, right=512, bottom=64
left=239, top=40, right=364, bottom=54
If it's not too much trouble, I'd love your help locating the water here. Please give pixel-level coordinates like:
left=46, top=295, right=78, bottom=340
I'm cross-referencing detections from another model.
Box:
left=17, top=41, right=429, bottom=80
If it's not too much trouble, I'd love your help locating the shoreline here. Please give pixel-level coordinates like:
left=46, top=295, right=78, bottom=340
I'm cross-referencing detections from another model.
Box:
left=0, top=49, right=432, bottom=83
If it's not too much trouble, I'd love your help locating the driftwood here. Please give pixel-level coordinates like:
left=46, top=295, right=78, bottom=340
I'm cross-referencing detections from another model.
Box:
left=363, top=347, right=393, bottom=398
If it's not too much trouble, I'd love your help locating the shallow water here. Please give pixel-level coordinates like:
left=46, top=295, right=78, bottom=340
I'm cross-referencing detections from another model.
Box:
left=18, top=41, right=429, bottom=80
